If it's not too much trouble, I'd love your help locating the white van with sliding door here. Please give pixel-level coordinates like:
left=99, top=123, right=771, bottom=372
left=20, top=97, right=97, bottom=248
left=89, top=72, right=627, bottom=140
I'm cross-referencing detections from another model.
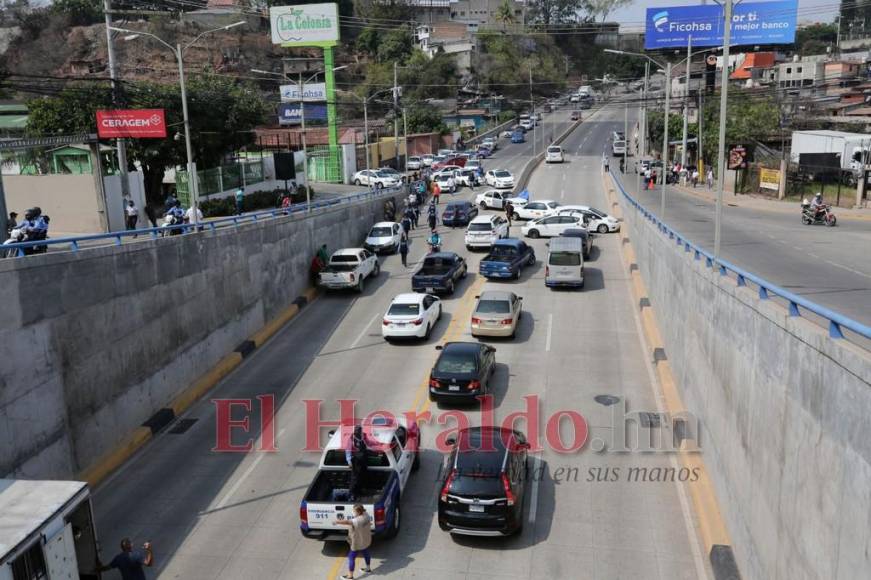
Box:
left=545, top=236, right=585, bottom=289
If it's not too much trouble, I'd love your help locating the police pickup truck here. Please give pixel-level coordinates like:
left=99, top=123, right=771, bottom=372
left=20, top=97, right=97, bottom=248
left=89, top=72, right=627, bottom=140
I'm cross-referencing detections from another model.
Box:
left=300, top=418, right=420, bottom=541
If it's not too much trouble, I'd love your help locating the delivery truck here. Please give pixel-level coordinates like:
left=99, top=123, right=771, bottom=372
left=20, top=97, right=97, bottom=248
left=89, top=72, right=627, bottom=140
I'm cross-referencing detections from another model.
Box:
left=790, top=130, right=871, bottom=185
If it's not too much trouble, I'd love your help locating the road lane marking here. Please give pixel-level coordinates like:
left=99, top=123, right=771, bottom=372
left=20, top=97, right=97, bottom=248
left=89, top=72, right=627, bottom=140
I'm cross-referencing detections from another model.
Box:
left=214, top=427, right=287, bottom=510
left=350, top=312, right=381, bottom=348
left=545, top=313, right=553, bottom=352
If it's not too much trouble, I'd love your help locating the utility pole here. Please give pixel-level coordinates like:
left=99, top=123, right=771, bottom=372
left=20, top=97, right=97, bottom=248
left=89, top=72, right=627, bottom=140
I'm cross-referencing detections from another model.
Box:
left=624, top=102, right=628, bottom=175
left=363, top=99, right=370, bottom=172
left=402, top=108, right=408, bottom=173
left=661, top=61, right=672, bottom=218
left=393, top=61, right=400, bottom=169
left=176, top=43, right=200, bottom=225
left=714, top=0, right=733, bottom=260
left=698, top=89, right=704, bottom=174
left=299, top=72, right=311, bottom=211
left=103, top=0, right=130, bottom=202
left=638, top=61, right=649, bottom=196
left=681, top=36, right=692, bottom=168
left=529, top=67, right=535, bottom=156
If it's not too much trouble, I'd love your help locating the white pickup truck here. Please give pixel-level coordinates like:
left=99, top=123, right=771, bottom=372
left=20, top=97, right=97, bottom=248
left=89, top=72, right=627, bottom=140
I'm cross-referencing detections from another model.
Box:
left=318, top=248, right=380, bottom=293
left=300, top=418, right=420, bottom=541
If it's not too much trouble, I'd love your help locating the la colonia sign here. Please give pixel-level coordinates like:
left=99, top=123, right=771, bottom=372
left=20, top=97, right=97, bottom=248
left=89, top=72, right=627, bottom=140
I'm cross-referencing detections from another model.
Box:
left=270, top=3, right=339, bottom=45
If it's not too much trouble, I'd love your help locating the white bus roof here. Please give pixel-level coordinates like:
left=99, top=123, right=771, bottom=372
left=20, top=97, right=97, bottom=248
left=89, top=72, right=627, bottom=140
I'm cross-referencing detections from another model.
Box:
left=0, top=479, right=88, bottom=558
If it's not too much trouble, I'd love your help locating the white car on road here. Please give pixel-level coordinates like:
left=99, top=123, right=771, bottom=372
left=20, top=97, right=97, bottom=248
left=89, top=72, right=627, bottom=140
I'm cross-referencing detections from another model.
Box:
left=521, top=214, right=585, bottom=239
left=484, top=169, right=515, bottom=189
left=465, top=214, right=509, bottom=249
left=421, top=154, right=435, bottom=167
left=353, top=169, right=400, bottom=188
left=382, top=293, right=442, bottom=340
left=545, top=145, right=564, bottom=163
left=364, top=222, right=402, bottom=254
left=406, top=156, right=422, bottom=170
left=512, top=200, right=561, bottom=221
left=558, top=205, right=621, bottom=233
left=433, top=172, right=457, bottom=193
left=475, top=189, right=512, bottom=209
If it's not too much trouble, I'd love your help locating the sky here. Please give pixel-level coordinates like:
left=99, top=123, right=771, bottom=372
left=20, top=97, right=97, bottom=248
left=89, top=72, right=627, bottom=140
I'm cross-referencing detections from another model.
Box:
left=609, top=0, right=839, bottom=31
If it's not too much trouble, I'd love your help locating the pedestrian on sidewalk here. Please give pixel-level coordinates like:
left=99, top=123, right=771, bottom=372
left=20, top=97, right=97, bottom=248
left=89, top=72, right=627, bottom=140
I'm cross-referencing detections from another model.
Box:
left=98, top=538, right=154, bottom=580
left=317, top=244, right=330, bottom=266
left=401, top=214, right=411, bottom=237
left=432, top=181, right=441, bottom=205
left=235, top=187, right=245, bottom=215
left=692, top=167, right=700, bottom=188
left=124, top=199, right=139, bottom=233
left=334, top=504, right=373, bottom=579
left=504, top=200, right=514, bottom=231
left=706, top=168, right=714, bottom=189
left=6, top=211, right=17, bottom=237
left=399, top=234, right=409, bottom=267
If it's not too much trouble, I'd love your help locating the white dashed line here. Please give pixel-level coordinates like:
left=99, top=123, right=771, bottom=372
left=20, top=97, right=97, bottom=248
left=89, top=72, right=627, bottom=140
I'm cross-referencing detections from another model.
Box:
left=351, top=312, right=381, bottom=348
left=545, top=313, right=553, bottom=351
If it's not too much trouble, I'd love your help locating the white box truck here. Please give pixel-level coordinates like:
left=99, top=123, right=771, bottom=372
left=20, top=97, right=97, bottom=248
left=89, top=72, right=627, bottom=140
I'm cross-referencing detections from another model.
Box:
left=0, top=480, right=101, bottom=580
left=790, top=130, right=871, bottom=184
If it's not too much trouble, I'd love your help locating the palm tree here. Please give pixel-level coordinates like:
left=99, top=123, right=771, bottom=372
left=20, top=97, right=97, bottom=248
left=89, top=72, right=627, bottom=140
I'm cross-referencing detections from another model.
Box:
left=495, top=0, right=515, bottom=30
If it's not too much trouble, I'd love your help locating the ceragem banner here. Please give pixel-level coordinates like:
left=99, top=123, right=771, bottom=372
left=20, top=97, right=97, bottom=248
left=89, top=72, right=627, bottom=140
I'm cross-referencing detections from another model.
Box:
left=96, top=109, right=167, bottom=139
left=645, top=1, right=797, bottom=50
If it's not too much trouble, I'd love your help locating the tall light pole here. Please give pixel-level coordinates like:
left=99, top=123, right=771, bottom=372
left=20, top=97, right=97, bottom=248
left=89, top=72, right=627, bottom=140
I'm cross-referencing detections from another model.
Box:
left=111, top=21, right=245, bottom=226
left=714, top=0, right=734, bottom=260
left=103, top=0, right=130, bottom=201
left=661, top=62, right=672, bottom=217
left=336, top=88, right=395, bottom=177
left=681, top=36, right=692, bottom=168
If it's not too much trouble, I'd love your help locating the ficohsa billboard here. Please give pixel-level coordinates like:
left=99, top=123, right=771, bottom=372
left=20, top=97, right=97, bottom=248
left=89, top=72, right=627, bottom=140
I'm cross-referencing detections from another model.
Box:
left=645, top=1, right=797, bottom=50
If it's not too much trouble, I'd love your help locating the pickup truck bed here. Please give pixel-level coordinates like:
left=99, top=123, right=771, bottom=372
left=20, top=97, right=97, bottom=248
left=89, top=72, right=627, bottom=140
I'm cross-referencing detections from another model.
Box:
left=306, top=469, right=391, bottom=505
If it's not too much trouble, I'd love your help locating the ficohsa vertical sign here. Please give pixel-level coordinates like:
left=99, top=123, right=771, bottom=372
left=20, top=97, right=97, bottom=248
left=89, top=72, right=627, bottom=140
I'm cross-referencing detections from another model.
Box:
left=270, top=3, right=339, bottom=46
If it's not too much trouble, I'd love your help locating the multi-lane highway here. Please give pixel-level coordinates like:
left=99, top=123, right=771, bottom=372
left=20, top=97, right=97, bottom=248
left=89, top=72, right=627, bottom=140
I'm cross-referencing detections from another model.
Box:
left=615, top=109, right=871, bottom=327
left=93, top=105, right=711, bottom=579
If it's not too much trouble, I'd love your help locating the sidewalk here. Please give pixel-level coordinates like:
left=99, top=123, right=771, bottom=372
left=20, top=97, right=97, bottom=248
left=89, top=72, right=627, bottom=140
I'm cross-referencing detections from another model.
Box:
left=670, top=181, right=871, bottom=222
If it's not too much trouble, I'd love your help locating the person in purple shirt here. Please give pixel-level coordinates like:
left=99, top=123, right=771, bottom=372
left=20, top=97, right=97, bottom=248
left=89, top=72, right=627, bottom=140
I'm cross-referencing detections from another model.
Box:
left=99, top=538, right=154, bottom=579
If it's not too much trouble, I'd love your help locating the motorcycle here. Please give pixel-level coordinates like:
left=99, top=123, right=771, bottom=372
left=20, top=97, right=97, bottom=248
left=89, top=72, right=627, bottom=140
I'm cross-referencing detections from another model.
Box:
left=801, top=202, right=837, bottom=227
left=428, top=239, right=442, bottom=254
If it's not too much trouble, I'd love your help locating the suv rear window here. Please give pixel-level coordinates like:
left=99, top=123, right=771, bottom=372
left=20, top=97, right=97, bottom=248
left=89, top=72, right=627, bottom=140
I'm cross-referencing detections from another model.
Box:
left=547, top=147, right=561, bottom=154
left=468, top=222, right=493, bottom=232
left=449, top=473, right=504, bottom=498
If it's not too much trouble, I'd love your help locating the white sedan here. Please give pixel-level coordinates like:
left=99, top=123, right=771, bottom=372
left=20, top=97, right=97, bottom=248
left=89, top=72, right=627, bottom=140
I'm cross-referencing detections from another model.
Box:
left=512, top=199, right=561, bottom=221
left=364, top=221, right=402, bottom=254
left=475, top=189, right=511, bottom=209
left=353, top=169, right=400, bottom=188
left=433, top=172, right=457, bottom=193
left=521, top=214, right=585, bottom=239
left=382, top=293, right=442, bottom=340
left=407, top=156, right=422, bottom=170
left=559, top=205, right=621, bottom=233
left=484, top=169, right=515, bottom=189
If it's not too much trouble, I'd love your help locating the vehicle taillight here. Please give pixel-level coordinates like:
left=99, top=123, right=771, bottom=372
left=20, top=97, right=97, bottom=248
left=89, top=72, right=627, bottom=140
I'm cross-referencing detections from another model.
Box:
left=429, top=378, right=440, bottom=388
left=545, top=266, right=550, bottom=276
left=383, top=319, right=390, bottom=326
left=374, top=506, right=386, bottom=527
left=441, top=469, right=457, bottom=502
left=502, top=473, right=515, bottom=506
left=468, top=379, right=481, bottom=390
left=471, top=317, right=481, bottom=324
left=412, top=318, right=424, bottom=326
left=501, top=318, right=514, bottom=325
left=300, top=503, right=308, bottom=524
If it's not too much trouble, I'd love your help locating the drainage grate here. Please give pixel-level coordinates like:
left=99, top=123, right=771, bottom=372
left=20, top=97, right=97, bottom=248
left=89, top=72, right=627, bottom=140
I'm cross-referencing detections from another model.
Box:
left=594, top=395, right=621, bottom=406
left=639, top=412, right=662, bottom=428
left=169, top=418, right=199, bottom=434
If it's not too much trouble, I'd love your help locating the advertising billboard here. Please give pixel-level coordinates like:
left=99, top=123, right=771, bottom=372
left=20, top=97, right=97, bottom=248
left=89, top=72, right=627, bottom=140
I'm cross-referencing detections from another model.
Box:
left=270, top=3, right=339, bottom=46
left=96, top=109, right=167, bottom=139
left=278, top=103, right=328, bottom=125
left=645, top=1, right=797, bottom=50
left=279, top=82, right=328, bottom=102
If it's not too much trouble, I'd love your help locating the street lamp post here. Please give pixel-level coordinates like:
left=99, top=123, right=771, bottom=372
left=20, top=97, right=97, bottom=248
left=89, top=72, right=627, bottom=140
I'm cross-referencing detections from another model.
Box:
left=336, top=88, right=396, bottom=178
left=714, top=0, right=734, bottom=260
left=111, top=21, right=245, bottom=226
left=661, top=61, right=672, bottom=218
left=681, top=36, right=692, bottom=168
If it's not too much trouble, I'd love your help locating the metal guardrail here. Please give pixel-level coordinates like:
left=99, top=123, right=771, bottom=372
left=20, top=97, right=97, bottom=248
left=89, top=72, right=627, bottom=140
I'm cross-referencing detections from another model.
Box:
left=609, top=170, right=871, bottom=343
left=2, top=186, right=405, bottom=258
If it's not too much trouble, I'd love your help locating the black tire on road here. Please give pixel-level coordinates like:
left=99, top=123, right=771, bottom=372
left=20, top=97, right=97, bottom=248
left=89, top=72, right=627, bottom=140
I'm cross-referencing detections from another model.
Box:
left=598, top=224, right=609, bottom=234
left=385, top=505, right=401, bottom=539
left=528, top=229, right=540, bottom=239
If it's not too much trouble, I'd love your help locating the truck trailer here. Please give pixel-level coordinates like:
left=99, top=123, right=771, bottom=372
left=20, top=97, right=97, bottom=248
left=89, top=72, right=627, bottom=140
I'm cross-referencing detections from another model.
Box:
left=790, top=130, right=871, bottom=185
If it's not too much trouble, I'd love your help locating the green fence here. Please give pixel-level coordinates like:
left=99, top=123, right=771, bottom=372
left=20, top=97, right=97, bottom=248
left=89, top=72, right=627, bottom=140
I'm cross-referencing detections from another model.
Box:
left=306, top=146, right=342, bottom=183
left=176, top=160, right=265, bottom=201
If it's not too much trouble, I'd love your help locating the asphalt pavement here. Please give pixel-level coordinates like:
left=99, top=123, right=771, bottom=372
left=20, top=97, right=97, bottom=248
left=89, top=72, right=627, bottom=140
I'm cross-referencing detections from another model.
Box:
left=91, top=103, right=711, bottom=580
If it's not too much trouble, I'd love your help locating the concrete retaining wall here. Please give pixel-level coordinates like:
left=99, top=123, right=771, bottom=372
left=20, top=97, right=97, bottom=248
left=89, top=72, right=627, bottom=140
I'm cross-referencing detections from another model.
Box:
left=620, top=194, right=871, bottom=579
left=0, top=191, right=402, bottom=479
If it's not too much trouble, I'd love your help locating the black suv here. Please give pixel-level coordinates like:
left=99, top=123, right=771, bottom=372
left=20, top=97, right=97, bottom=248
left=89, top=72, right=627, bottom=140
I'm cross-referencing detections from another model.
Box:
left=438, top=427, right=529, bottom=536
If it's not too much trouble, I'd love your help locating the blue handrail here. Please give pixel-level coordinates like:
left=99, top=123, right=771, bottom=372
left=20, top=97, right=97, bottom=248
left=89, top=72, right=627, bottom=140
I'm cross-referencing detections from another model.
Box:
left=2, top=186, right=405, bottom=258
left=608, top=170, right=871, bottom=342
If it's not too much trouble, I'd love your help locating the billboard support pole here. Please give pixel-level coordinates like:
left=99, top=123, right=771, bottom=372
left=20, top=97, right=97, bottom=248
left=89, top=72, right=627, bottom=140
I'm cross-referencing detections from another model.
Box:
left=681, top=35, right=692, bottom=168
left=324, top=44, right=340, bottom=183
left=661, top=61, right=671, bottom=218
left=177, top=43, right=200, bottom=225
left=714, top=0, right=733, bottom=260
left=299, top=72, right=311, bottom=211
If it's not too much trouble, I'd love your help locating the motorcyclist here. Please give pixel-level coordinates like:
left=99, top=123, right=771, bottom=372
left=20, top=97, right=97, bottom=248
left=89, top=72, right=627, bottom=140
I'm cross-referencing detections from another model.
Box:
left=810, top=192, right=825, bottom=219
left=164, top=200, right=185, bottom=234
left=428, top=229, right=442, bottom=252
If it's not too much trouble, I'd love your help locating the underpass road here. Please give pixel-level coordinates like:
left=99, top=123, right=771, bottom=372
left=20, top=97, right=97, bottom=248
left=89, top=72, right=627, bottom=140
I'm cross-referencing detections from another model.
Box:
left=93, top=104, right=710, bottom=580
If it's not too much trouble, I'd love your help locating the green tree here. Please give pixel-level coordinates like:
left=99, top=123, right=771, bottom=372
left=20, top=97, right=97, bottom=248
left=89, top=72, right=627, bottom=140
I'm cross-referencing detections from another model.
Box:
left=26, top=76, right=267, bottom=206
left=404, top=105, right=446, bottom=134
left=355, top=27, right=380, bottom=56
left=495, top=0, right=516, bottom=27
left=527, top=0, right=591, bottom=25
left=795, top=23, right=837, bottom=55
left=51, top=0, right=103, bottom=26
left=587, top=0, right=630, bottom=22
left=376, top=28, right=413, bottom=63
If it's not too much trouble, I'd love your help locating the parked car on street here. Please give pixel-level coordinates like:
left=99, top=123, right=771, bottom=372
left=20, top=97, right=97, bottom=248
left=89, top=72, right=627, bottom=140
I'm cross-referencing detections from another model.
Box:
left=433, top=172, right=457, bottom=193
left=512, top=200, right=560, bottom=221
left=559, top=227, right=594, bottom=259
left=318, top=248, right=380, bottom=293
left=475, top=189, right=511, bottom=209
left=521, top=214, right=584, bottom=238
left=558, top=205, right=621, bottom=233
left=421, top=154, right=435, bottom=167
left=406, top=156, right=422, bottom=171
left=484, top=170, right=515, bottom=189
left=353, top=169, right=400, bottom=188
left=545, top=236, right=585, bottom=289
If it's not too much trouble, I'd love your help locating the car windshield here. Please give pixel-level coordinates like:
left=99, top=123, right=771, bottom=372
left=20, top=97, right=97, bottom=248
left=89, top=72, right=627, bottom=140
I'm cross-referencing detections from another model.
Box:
left=468, top=222, right=493, bottom=232
left=369, top=227, right=393, bottom=237
left=388, top=303, right=420, bottom=316
left=495, top=171, right=511, bottom=178
left=476, top=299, right=511, bottom=314
left=375, top=170, right=394, bottom=178
left=435, top=351, right=477, bottom=373
left=446, top=205, right=466, bottom=213
left=549, top=251, right=581, bottom=266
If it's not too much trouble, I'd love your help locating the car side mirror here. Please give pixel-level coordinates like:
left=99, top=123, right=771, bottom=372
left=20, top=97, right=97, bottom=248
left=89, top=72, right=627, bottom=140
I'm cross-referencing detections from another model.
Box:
left=445, top=436, right=456, bottom=446
left=518, top=296, right=523, bottom=300
left=328, top=430, right=335, bottom=437
left=435, top=345, right=444, bottom=351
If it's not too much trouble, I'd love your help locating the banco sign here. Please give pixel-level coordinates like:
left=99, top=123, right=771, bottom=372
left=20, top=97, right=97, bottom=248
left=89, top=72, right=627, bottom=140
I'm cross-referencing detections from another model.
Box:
left=96, top=109, right=166, bottom=139
left=645, top=1, right=797, bottom=50
left=270, top=3, right=339, bottom=46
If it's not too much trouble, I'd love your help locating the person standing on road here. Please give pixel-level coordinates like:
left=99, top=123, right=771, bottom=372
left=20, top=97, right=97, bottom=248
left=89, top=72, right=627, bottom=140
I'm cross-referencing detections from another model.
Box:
left=504, top=200, right=514, bottom=231
left=235, top=187, right=245, bottom=215
left=399, top=234, right=409, bottom=267
left=334, top=504, right=373, bottom=579
left=124, top=199, right=139, bottom=235
left=706, top=167, right=714, bottom=189
left=98, top=538, right=154, bottom=580
left=317, top=244, right=329, bottom=267
left=345, top=426, right=367, bottom=501
left=401, top=214, right=411, bottom=237
left=432, top=181, right=441, bottom=205
left=692, top=167, right=700, bottom=188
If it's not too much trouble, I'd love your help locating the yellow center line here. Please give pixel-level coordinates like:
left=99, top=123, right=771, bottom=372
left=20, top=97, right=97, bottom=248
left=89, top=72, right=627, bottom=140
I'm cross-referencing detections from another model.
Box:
left=327, top=273, right=483, bottom=580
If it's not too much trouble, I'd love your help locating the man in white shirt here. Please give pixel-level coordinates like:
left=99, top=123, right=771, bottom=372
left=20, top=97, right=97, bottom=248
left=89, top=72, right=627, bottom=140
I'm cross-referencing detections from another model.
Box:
left=124, top=199, right=139, bottom=232
left=185, top=206, right=203, bottom=230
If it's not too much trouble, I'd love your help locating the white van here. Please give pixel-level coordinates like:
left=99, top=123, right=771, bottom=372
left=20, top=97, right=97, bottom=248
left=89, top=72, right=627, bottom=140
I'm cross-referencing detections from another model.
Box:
left=612, top=139, right=626, bottom=156
left=545, top=237, right=585, bottom=288
left=545, top=145, right=564, bottom=163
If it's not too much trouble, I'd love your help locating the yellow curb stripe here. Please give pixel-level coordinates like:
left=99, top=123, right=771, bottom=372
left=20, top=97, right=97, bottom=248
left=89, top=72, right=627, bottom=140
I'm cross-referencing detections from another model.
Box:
left=602, top=170, right=734, bottom=555
left=170, top=352, right=245, bottom=416
left=78, top=427, right=152, bottom=487
left=251, top=304, right=301, bottom=348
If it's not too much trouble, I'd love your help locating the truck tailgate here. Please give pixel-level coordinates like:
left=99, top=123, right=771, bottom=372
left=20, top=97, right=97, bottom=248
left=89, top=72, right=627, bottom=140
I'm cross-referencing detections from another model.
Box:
left=306, top=501, right=377, bottom=531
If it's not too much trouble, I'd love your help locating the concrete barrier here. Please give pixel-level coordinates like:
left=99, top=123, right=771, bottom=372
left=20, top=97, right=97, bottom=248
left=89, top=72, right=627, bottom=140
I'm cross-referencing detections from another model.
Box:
left=616, top=177, right=871, bottom=580
left=0, top=190, right=403, bottom=480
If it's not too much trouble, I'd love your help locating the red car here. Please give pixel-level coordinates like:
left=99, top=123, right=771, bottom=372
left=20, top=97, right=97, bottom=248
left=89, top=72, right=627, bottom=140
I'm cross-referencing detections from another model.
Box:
left=432, top=156, right=467, bottom=170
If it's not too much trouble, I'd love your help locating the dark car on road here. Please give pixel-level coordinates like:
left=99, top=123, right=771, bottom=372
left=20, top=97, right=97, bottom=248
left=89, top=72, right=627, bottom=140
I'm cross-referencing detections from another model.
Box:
left=412, top=252, right=468, bottom=294
left=429, top=342, right=496, bottom=403
left=479, top=239, right=536, bottom=279
left=442, top=201, right=477, bottom=228
left=559, top=227, right=594, bottom=259
left=438, top=427, right=529, bottom=536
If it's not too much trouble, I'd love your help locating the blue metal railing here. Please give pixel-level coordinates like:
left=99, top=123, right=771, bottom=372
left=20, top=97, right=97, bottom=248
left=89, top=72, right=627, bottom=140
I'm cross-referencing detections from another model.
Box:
left=2, top=186, right=405, bottom=258
left=608, top=170, right=871, bottom=343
